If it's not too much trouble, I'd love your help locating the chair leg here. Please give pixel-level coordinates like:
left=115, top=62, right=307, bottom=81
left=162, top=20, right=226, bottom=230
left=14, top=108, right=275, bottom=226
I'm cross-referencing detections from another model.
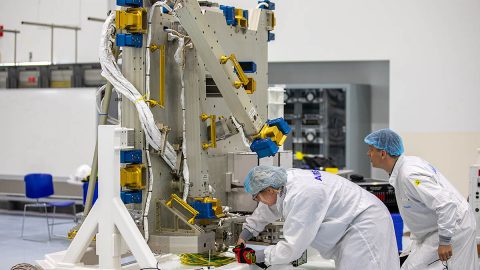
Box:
left=51, top=206, right=56, bottom=236
left=44, top=204, right=51, bottom=241
left=21, top=204, right=28, bottom=238
left=73, top=204, right=77, bottom=223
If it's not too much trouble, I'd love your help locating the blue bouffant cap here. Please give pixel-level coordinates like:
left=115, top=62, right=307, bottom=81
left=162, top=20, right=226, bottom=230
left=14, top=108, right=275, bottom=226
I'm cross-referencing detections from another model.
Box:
left=364, top=128, right=404, bottom=156
left=244, top=165, right=287, bottom=196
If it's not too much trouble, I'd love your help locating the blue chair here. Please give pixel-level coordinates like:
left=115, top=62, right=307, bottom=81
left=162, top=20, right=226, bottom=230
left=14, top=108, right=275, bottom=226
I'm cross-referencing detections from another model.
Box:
left=21, top=173, right=77, bottom=241
left=391, top=213, right=404, bottom=252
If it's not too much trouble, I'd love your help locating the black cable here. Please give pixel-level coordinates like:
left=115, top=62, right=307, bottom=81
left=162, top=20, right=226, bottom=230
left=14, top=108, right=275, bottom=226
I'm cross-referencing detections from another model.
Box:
left=427, top=259, right=449, bottom=269
left=256, top=262, right=270, bottom=269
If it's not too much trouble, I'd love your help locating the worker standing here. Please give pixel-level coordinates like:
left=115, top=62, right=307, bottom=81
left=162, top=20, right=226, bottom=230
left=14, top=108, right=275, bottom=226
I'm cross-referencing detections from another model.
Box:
left=364, top=128, right=478, bottom=270
left=234, top=165, right=400, bottom=269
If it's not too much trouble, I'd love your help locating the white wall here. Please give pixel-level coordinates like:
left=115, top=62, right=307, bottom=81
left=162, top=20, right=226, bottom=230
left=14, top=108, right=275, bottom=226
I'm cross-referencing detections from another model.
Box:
left=219, top=0, right=480, bottom=196
left=0, top=0, right=110, bottom=63
left=0, top=89, right=97, bottom=179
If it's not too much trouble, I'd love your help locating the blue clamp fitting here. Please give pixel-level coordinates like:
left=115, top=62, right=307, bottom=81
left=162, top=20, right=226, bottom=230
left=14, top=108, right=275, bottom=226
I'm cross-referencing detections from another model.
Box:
left=161, top=3, right=173, bottom=13
left=189, top=201, right=217, bottom=219
left=220, top=5, right=237, bottom=26
left=250, top=138, right=279, bottom=158
left=258, top=0, right=275, bottom=10
left=117, top=0, right=142, bottom=7
left=267, top=117, right=291, bottom=135
left=116, top=33, right=143, bottom=48
left=239, top=61, right=257, bottom=73
left=120, top=149, right=143, bottom=164
left=268, top=31, right=275, bottom=42
left=243, top=10, right=249, bottom=21
left=120, top=190, right=142, bottom=204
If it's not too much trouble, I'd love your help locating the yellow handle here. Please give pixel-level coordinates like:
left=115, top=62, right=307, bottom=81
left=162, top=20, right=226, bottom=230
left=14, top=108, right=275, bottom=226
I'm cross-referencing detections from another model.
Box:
left=220, top=54, right=249, bottom=89
left=159, top=45, right=166, bottom=107
left=201, top=113, right=217, bottom=150
left=148, top=44, right=166, bottom=108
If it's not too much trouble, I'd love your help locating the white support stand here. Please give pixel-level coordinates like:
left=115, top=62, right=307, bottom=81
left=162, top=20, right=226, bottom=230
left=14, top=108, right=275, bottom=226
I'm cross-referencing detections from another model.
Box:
left=37, top=125, right=157, bottom=270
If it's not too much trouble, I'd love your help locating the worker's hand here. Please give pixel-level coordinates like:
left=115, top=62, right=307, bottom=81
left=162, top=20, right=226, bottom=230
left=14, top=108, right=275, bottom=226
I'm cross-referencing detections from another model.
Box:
left=236, top=237, right=246, bottom=246
left=233, top=243, right=256, bottom=264
left=438, top=244, right=453, bottom=262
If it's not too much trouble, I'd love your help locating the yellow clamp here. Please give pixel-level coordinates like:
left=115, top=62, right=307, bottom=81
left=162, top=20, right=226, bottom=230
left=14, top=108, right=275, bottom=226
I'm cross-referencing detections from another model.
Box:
left=234, top=9, right=248, bottom=28
left=255, top=124, right=287, bottom=146
left=116, top=8, right=147, bottom=33
left=266, top=11, right=276, bottom=31
left=219, top=54, right=256, bottom=94
left=166, top=194, right=199, bottom=225
left=200, top=113, right=217, bottom=150
left=120, top=164, right=145, bottom=190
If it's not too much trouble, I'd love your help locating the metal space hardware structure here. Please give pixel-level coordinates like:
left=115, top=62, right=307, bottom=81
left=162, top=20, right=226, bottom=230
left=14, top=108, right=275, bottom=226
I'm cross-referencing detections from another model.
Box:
left=37, top=0, right=293, bottom=269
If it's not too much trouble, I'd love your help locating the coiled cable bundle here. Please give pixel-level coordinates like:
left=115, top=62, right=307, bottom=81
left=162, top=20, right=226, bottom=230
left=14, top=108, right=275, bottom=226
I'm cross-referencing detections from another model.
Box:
left=180, top=253, right=235, bottom=267
left=10, top=263, right=38, bottom=270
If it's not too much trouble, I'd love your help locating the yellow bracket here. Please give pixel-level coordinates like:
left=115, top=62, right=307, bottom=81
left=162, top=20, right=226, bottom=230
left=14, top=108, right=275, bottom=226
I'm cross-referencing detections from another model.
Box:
left=166, top=194, right=199, bottom=224
left=256, top=124, right=287, bottom=146
left=149, top=43, right=159, bottom=53
left=220, top=54, right=256, bottom=93
left=272, top=12, right=276, bottom=29
left=145, top=99, right=159, bottom=108
left=148, top=44, right=166, bottom=108
left=200, top=113, right=217, bottom=150
left=245, top=77, right=256, bottom=94
left=234, top=9, right=248, bottom=28
left=267, top=11, right=276, bottom=31
left=116, top=8, right=147, bottom=33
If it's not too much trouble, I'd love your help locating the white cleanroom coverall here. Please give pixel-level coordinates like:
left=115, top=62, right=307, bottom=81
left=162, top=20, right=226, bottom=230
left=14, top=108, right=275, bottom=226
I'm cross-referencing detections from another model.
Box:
left=390, top=155, right=478, bottom=270
left=241, top=169, right=400, bottom=269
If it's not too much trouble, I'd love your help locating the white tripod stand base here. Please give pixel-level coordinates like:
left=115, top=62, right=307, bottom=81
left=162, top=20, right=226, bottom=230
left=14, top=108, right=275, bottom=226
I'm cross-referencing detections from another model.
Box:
left=37, top=126, right=157, bottom=270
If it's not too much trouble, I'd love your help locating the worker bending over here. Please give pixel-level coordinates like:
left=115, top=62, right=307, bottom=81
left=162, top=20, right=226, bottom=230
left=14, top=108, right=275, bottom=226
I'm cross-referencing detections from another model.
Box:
left=235, top=165, right=400, bottom=269
left=365, top=128, right=477, bottom=270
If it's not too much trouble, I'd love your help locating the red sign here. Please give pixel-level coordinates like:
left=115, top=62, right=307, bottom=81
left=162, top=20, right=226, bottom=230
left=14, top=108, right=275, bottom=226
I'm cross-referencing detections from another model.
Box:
left=28, top=76, right=37, bottom=84
left=0, top=25, right=3, bottom=38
